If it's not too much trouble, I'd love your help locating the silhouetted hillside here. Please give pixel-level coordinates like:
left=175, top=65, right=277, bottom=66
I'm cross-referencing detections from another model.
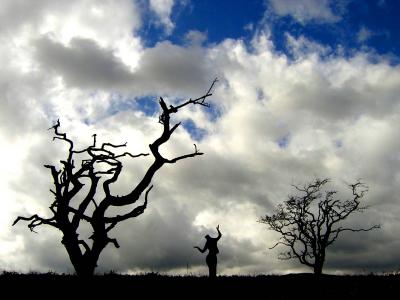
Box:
left=0, top=272, right=399, bottom=299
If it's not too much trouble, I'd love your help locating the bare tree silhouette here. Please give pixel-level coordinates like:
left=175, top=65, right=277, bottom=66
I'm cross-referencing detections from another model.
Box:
left=13, top=79, right=217, bottom=277
left=260, top=178, right=380, bottom=275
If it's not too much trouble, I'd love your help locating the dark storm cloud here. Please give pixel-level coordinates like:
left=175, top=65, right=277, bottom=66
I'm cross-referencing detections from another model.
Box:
left=34, top=38, right=211, bottom=96
left=136, top=42, right=211, bottom=95
left=96, top=194, right=266, bottom=275
left=34, top=37, right=134, bottom=90
left=0, top=70, right=49, bottom=138
left=280, top=70, right=400, bottom=122
left=9, top=224, right=72, bottom=273
left=97, top=202, right=204, bottom=273
left=326, top=226, right=400, bottom=272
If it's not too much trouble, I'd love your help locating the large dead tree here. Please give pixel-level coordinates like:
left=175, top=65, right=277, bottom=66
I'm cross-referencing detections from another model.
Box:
left=13, top=80, right=217, bottom=276
left=260, top=178, right=380, bottom=275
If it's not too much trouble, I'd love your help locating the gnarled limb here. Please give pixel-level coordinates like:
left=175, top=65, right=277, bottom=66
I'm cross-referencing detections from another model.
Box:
left=105, top=185, right=153, bottom=233
left=165, top=144, right=204, bottom=164
left=13, top=214, right=59, bottom=232
left=103, top=80, right=216, bottom=207
left=13, top=80, right=215, bottom=276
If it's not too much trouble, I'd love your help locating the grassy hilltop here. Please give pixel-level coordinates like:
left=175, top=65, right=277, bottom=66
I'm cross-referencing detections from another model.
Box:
left=1, top=272, right=399, bottom=299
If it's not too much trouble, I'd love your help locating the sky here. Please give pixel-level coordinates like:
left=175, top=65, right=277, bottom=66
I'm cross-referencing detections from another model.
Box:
left=1, top=0, right=400, bottom=275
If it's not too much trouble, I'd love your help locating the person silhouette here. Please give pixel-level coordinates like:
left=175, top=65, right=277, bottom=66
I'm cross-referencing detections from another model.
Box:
left=194, top=225, right=222, bottom=278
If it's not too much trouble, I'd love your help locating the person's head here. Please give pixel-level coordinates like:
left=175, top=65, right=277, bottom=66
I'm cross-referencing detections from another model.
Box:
left=204, top=234, right=210, bottom=240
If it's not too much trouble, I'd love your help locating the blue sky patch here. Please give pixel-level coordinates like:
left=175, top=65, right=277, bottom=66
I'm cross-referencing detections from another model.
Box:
left=334, top=139, right=343, bottom=148
left=276, top=133, right=291, bottom=149
left=182, top=119, right=207, bottom=141
left=265, top=1, right=400, bottom=62
left=105, top=94, right=160, bottom=118
left=204, top=103, right=222, bottom=122
left=107, top=94, right=136, bottom=116
left=106, top=94, right=208, bottom=141
left=135, top=96, right=160, bottom=116
left=140, top=0, right=265, bottom=47
left=139, top=0, right=400, bottom=63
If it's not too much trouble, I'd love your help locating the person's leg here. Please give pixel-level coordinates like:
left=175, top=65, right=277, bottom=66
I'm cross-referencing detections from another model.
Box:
left=207, top=255, right=217, bottom=278
left=206, top=255, right=212, bottom=277
left=210, top=262, right=216, bottom=278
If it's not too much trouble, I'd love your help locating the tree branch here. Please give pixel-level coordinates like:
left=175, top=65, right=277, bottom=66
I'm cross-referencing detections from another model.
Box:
left=105, top=185, right=153, bottom=227
left=103, top=80, right=214, bottom=207
left=165, top=144, right=204, bottom=164
left=13, top=215, right=58, bottom=232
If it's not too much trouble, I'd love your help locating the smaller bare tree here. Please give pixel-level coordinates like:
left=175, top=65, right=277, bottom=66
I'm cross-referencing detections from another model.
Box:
left=260, top=178, right=380, bottom=275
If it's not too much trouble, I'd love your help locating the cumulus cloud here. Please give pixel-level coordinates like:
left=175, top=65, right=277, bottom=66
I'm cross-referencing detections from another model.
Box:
left=184, top=30, right=208, bottom=46
left=1, top=0, right=400, bottom=277
left=285, top=33, right=332, bottom=58
left=149, top=0, right=176, bottom=34
left=32, top=37, right=211, bottom=97
left=135, top=41, right=211, bottom=95
left=34, top=37, right=134, bottom=90
left=357, top=26, right=373, bottom=43
left=267, top=0, right=342, bottom=24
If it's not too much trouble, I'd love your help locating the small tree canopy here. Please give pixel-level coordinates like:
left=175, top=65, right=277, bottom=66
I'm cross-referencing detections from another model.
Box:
left=260, top=178, right=380, bottom=275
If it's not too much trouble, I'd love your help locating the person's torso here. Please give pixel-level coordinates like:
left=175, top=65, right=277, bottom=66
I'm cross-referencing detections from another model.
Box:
left=207, top=239, right=219, bottom=255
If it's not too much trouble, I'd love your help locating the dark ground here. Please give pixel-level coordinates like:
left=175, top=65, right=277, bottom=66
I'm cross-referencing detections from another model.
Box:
left=1, top=272, right=399, bottom=299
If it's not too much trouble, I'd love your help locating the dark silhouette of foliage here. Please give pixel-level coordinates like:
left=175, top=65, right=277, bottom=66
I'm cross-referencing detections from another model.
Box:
left=194, top=225, right=222, bottom=278
left=260, top=178, right=380, bottom=275
left=13, top=79, right=217, bottom=277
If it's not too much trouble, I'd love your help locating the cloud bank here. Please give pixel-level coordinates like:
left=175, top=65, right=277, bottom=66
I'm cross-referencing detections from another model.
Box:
left=1, top=0, right=400, bottom=276
left=267, top=0, right=343, bottom=24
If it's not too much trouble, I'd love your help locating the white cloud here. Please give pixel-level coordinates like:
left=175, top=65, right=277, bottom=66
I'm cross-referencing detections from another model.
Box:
left=184, top=30, right=208, bottom=46
left=268, top=0, right=341, bottom=24
left=357, top=26, right=373, bottom=43
left=285, top=33, right=332, bottom=58
left=149, top=0, right=176, bottom=34
left=1, top=1, right=400, bottom=276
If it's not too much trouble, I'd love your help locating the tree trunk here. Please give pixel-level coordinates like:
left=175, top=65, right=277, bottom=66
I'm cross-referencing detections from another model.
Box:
left=66, top=247, right=103, bottom=277
left=62, top=232, right=105, bottom=277
left=74, top=260, right=97, bottom=277
left=313, top=259, right=324, bottom=275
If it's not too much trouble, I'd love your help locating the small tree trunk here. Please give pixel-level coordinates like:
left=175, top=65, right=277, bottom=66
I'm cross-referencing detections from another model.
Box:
left=313, top=258, right=324, bottom=275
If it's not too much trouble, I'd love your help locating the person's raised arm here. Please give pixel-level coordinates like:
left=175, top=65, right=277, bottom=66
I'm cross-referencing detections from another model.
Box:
left=194, top=243, right=207, bottom=253
left=216, top=225, right=222, bottom=240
